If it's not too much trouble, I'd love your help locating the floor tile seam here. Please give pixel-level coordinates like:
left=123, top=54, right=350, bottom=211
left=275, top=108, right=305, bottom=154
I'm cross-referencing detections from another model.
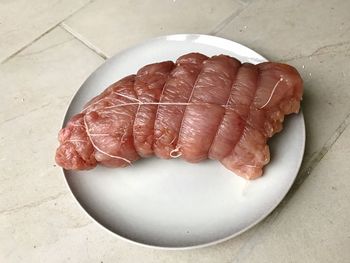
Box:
left=0, top=0, right=95, bottom=65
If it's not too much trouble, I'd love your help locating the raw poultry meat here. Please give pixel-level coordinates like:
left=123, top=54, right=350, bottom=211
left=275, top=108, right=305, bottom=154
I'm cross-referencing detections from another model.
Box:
left=153, top=53, right=208, bottom=158
left=133, top=61, right=175, bottom=157
left=177, top=55, right=241, bottom=162
left=55, top=52, right=303, bottom=179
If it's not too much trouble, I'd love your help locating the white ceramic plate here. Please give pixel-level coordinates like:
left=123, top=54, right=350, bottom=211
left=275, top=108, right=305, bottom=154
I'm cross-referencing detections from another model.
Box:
left=63, top=34, right=305, bottom=249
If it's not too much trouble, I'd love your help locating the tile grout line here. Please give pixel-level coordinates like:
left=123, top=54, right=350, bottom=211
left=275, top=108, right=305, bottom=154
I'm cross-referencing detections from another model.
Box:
left=0, top=191, right=69, bottom=215
left=1, top=26, right=57, bottom=65
left=0, top=0, right=95, bottom=65
left=280, top=40, right=350, bottom=62
left=293, top=110, right=350, bottom=188
left=231, top=111, right=350, bottom=263
left=210, top=2, right=251, bottom=35
left=60, top=22, right=108, bottom=60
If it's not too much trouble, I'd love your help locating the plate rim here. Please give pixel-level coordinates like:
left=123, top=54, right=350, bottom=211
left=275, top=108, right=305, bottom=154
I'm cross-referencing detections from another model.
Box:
left=61, top=33, right=306, bottom=250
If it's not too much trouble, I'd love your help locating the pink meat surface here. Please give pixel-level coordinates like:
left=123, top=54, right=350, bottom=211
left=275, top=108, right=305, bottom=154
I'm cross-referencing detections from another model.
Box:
left=209, top=63, right=259, bottom=160
left=177, top=55, right=241, bottom=162
left=133, top=61, right=175, bottom=157
left=84, top=75, right=140, bottom=167
left=55, top=113, right=96, bottom=170
left=153, top=53, right=208, bottom=158
left=221, top=62, right=303, bottom=179
left=56, top=53, right=303, bottom=179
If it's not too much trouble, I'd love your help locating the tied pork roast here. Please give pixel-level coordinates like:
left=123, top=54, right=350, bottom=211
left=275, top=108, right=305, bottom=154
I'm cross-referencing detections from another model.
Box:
left=55, top=53, right=303, bottom=179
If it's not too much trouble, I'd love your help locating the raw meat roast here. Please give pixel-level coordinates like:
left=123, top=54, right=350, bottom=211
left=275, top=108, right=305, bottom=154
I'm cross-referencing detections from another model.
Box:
left=55, top=53, right=303, bottom=179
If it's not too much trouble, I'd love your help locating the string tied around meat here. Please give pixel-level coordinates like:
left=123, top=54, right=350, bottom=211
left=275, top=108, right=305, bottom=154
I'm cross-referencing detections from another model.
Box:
left=83, top=76, right=285, bottom=116
left=83, top=115, right=132, bottom=165
left=80, top=78, right=283, bottom=164
left=170, top=146, right=182, bottom=158
left=66, top=139, right=88, bottom=143
left=82, top=90, right=232, bottom=114
left=259, top=77, right=284, bottom=109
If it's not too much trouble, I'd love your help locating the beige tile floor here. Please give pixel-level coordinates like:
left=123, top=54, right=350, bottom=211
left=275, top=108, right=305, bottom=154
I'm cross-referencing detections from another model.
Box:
left=1, top=0, right=349, bottom=262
